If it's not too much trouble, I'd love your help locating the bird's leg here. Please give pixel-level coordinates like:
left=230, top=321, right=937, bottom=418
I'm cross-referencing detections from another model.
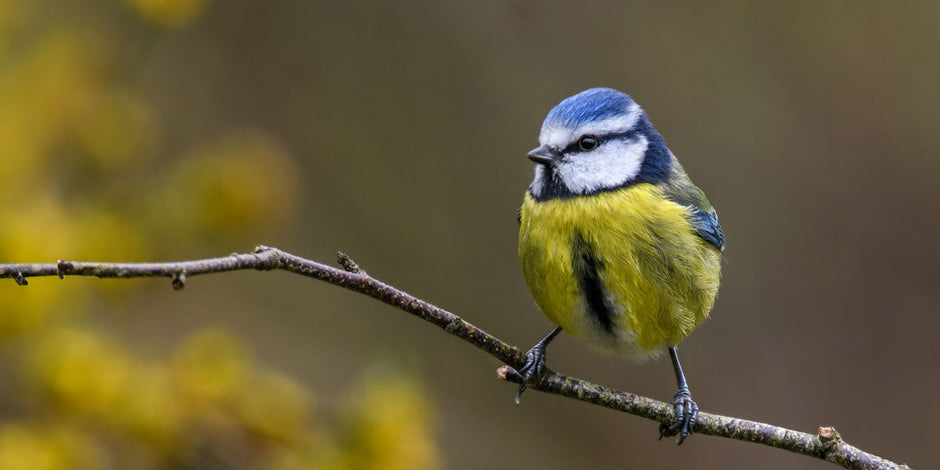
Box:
left=659, top=346, right=699, bottom=445
left=515, top=326, right=562, bottom=404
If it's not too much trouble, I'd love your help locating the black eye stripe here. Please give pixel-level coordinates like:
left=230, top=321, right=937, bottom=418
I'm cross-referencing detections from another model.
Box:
left=562, top=129, right=641, bottom=155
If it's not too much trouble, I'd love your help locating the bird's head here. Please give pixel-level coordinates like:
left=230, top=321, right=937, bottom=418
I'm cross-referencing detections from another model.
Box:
left=528, top=88, right=672, bottom=201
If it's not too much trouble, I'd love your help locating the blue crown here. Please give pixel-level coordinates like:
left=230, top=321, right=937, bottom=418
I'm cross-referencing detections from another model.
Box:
left=543, top=88, right=637, bottom=128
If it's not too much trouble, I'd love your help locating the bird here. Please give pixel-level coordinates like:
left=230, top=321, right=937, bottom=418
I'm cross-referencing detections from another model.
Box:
left=515, top=87, right=724, bottom=444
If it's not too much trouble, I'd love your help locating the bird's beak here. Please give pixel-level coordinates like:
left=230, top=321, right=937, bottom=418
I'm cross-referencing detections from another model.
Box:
left=527, top=145, right=558, bottom=165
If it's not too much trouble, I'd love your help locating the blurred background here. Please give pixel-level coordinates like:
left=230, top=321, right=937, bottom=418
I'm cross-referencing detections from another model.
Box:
left=0, top=1, right=937, bottom=468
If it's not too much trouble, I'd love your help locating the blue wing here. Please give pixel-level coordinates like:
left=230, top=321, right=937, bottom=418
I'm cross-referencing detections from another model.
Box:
left=691, top=209, right=725, bottom=252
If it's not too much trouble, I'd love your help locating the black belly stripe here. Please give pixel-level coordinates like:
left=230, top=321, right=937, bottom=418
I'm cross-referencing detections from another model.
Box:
left=571, top=232, right=615, bottom=334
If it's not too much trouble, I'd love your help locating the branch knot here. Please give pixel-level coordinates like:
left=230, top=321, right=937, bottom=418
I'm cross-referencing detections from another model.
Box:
left=336, top=251, right=367, bottom=276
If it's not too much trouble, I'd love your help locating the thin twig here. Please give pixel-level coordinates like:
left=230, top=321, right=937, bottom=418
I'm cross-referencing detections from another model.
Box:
left=0, top=246, right=912, bottom=470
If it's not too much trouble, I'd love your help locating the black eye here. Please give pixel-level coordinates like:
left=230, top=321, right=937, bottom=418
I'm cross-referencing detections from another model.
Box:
left=578, top=135, right=599, bottom=151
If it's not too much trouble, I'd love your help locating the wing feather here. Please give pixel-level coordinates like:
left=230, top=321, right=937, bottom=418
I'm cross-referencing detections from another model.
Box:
left=659, top=153, right=726, bottom=252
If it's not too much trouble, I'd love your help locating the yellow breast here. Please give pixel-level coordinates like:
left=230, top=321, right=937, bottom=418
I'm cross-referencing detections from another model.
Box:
left=518, top=184, right=721, bottom=359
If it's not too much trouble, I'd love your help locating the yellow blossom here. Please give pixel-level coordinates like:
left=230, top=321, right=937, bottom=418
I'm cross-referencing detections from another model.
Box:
left=235, top=372, right=314, bottom=443
left=29, top=329, right=131, bottom=417
left=122, top=0, right=211, bottom=28
left=336, top=373, right=440, bottom=470
left=173, top=329, right=250, bottom=403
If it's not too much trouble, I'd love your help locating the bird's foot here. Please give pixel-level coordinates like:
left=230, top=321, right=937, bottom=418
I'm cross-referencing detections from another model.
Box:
left=658, top=386, right=698, bottom=445
left=514, top=344, right=548, bottom=405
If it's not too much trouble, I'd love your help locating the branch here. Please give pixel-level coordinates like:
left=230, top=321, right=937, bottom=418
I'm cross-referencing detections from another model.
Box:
left=0, top=246, right=911, bottom=470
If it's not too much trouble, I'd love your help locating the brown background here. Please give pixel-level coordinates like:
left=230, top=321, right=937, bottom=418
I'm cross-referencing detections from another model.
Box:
left=6, top=1, right=939, bottom=469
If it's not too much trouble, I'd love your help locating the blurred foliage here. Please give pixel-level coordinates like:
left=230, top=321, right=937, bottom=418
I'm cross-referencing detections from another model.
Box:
left=15, top=328, right=437, bottom=470
left=122, top=0, right=211, bottom=28
left=0, top=1, right=439, bottom=469
left=331, top=375, right=439, bottom=470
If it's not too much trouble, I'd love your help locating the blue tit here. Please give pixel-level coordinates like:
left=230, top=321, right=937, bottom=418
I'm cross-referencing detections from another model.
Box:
left=515, top=88, right=724, bottom=444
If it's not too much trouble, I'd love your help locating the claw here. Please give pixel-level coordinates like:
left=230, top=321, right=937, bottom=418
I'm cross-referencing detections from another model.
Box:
left=658, top=387, right=698, bottom=445
left=514, top=383, right=526, bottom=405
left=512, top=327, right=562, bottom=405
left=514, top=344, right=547, bottom=405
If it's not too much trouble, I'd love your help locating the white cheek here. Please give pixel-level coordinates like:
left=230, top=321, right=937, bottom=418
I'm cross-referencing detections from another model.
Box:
left=556, top=136, right=648, bottom=195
